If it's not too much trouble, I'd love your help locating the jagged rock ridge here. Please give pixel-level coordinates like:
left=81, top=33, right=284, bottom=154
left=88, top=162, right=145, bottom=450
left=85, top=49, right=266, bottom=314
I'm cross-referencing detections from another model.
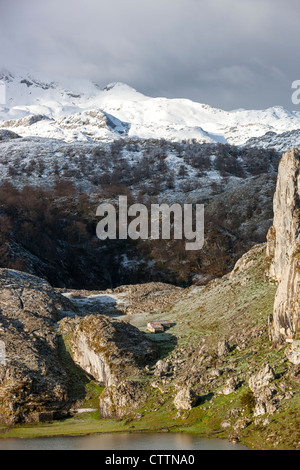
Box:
left=266, top=148, right=300, bottom=344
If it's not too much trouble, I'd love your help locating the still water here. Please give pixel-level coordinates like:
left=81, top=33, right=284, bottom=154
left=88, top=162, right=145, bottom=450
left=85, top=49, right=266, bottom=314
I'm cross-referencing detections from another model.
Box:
left=0, top=433, right=248, bottom=450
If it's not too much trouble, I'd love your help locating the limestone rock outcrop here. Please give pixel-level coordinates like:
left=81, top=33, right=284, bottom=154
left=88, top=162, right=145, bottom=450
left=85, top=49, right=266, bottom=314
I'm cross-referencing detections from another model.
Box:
left=0, top=129, right=20, bottom=140
left=99, top=381, right=147, bottom=419
left=70, top=315, right=159, bottom=419
left=0, top=268, right=76, bottom=424
left=173, top=386, right=198, bottom=410
left=70, top=315, right=159, bottom=387
left=286, top=340, right=300, bottom=365
left=248, top=364, right=275, bottom=392
left=266, top=148, right=300, bottom=344
left=222, top=377, right=237, bottom=395
left=248, top=365, right=278, bottom=417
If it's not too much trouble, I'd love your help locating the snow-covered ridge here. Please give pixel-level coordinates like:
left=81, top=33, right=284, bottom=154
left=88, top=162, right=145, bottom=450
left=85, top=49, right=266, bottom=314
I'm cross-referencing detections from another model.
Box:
left=1, top=70, right=300, bottom=146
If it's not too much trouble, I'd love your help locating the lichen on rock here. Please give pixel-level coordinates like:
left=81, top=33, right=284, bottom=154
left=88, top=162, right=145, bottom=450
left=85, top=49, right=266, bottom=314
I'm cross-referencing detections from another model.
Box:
left=70, top=315, right=159, bottom=387
left=99, top=381, right=147, bottom=419
left=0, top=268, right=76, bottom=424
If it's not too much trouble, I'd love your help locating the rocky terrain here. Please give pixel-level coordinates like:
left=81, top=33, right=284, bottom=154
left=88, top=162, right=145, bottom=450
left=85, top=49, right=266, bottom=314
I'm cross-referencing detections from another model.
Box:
left=0, top=64, right=300, bottom=449
left=1, top=232, right=299, bottom=448
left=59, top=282, right=183, bottom=316
left=0, top=269, right=76, bottom=424
left=0, top=270, right=161, bottom=425
left=0, top=70, right=293, bottom=291
left=0, top=141, right=300, bottom=447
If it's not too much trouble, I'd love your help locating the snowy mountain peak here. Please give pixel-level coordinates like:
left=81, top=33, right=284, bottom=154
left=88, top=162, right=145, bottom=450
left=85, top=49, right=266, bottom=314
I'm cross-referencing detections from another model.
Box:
left=1, top=70, right=300, bottom=148
left=103, top=82, right=137, bottom=94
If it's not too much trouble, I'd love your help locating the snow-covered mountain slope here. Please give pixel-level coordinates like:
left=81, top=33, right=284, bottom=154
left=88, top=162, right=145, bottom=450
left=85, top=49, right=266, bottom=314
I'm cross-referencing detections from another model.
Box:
left=1, top=70, right=300, bottom=147
left=245, top=129, right=300, bottom=153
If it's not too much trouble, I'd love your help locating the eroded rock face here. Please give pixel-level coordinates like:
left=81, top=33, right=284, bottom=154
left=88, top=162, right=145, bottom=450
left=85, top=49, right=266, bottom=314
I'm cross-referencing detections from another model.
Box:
left=266, top=148, right=300, bottom=343
left=67, top=315, right=161, bottom=420
left=249, top=364, right=275, bottom=392
left=0, top=269, right=75, bottom=424
left=248, top=365, right=277, bottom=417
left=252, top=387, right=278, bottom=417
left=99, top=381, right=147, bottom=419
left=70, top=315, right=159, bottom=387
left=286, top=340, right=300, bottom=365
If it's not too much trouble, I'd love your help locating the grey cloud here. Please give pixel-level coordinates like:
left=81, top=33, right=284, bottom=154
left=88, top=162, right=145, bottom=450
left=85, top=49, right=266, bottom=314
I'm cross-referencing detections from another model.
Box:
left=0, top=0, right=299, bottom=109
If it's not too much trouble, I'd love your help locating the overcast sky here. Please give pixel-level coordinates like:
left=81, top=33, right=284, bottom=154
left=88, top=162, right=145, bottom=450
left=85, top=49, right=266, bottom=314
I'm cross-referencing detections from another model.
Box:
left=1, top=0, right=300, bottom=110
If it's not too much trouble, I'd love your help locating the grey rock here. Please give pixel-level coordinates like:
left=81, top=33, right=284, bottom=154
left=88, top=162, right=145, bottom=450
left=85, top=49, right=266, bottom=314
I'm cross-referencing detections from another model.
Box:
left=222, top=378, right=237, bottom=395
left=253, top=386, right=278, bottom=417
left=99, top=381, right=147, bottom=419
left=249, top=366, right=279, bottom=417
left=249, top=364, right=275, bottom=392
left=218, top=340, right=230, bottom=357
left=154, top=360, right=170, bottom=377
left=70, top=315, right=159, bottom=387
left=286, top=340, right=300, bottom=365
left=220, top=420, right=232, bottom=430
left=173, top=387, right=198, bottom=410
left=0, top=268, right=76, bottom=425
left=266, top=148, right=300, bottom=344
left=209, top=368, right=222, bottom=378
left=233, top=417, right=250, bottom=433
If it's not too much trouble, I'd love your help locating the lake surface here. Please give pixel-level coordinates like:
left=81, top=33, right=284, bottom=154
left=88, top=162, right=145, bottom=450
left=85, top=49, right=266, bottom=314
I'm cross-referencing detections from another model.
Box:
left=0, top=433, right=248, bottom=450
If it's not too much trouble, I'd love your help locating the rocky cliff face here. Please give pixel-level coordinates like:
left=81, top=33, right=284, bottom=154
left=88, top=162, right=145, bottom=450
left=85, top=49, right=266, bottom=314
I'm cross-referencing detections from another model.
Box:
left=99, top=380, right=148, bottom=419
left=70, top=315, right=159, bottom=387
left=69, top=315, right=159, bottom=418
left=0, top=268, right=76, bottom=424
left=267, top=148, right=300, bottom=344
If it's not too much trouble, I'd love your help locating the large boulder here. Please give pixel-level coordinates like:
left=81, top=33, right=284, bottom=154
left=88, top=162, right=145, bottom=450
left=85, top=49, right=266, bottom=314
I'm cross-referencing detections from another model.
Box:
left=70, top=315, right=159, bottom=419
left=0, top=268, right=75, bottom=424
left=173, top=386, right=198, bottom=410
left=218, top=340, right=230, bottom=357
left=252, top=387, right=278, bottom=417
left=222, top=377, right=237, bottom=395
left=70, top=315, right=159, bottom=386
left=154, top=360, right=170, bottom=377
